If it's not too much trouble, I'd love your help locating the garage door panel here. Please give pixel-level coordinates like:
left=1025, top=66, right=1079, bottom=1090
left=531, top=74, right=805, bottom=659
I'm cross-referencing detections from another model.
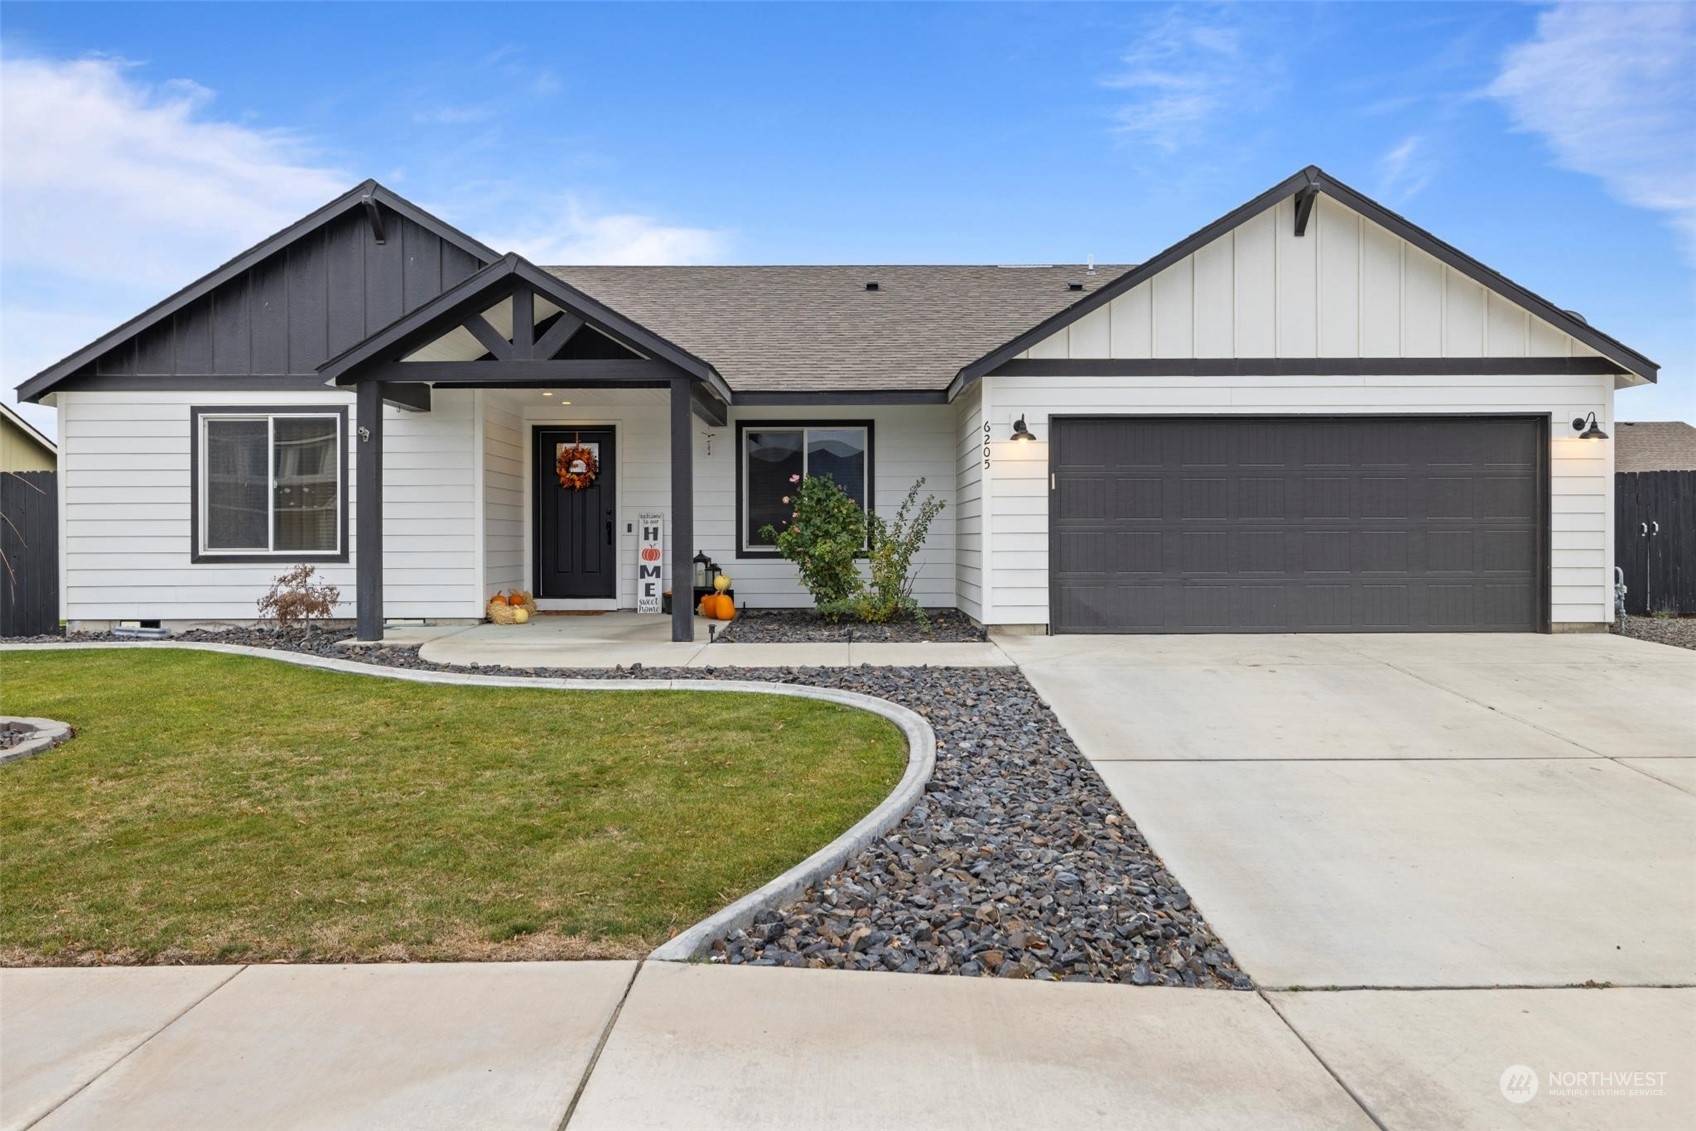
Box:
left=1051, top=416, right=1544, bottom=633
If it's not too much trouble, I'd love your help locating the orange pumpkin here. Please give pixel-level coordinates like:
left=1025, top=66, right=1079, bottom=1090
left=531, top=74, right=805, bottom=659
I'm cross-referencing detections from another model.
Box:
left=697, top=596, right=714, bottom=617
left=709, top=593, right=737, bottom=620
left=490, top=593, right=510, bottom=606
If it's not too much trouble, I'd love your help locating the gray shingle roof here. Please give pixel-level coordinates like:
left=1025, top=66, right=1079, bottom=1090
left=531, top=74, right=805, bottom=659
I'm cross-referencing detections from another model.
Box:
left=1615, top=421, right=1696, bottom=473
left=545, top=265, right=1131, bottom=393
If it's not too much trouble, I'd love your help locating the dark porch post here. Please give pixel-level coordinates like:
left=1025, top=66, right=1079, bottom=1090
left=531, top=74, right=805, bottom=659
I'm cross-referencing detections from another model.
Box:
left=356, top=380, right=384, bottom=641
left=669, top=376, right=695, bottom=642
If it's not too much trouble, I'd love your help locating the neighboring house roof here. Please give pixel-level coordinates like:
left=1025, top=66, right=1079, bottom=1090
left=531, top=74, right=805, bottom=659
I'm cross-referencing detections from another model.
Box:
left=546, top=265, right=1128, bottom=393
left=1615, top=421, right=1696, bottom=473
left=954, top=165, right=1659, bottom=392
left=1, top=402, right=58, bottom=471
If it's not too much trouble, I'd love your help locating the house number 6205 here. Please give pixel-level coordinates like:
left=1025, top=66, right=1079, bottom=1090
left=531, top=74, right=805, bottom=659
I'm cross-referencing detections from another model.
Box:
left=983, top=420, right=992, bottom=469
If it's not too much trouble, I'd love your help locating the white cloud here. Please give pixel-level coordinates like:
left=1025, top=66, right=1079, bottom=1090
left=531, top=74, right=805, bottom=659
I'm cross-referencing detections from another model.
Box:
left=0, top=53, right=729, bottom=429
left=483, top=199, right=728, bottom=265
left=0, top=54, right=351, bottom=290
left=1103, top=8, right=1277, bottom=151
left=1489, top=2, right=1696, bottom=257
left=1375, top=135, right=1436, bottom=203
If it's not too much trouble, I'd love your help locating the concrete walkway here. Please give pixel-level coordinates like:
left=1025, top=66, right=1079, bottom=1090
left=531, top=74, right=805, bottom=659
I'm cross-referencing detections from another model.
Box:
left=377, top=612, right=1014, bottom=668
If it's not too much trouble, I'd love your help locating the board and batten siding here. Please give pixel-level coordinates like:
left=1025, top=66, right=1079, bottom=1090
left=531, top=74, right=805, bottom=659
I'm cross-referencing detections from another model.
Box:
left=1022, top=195, right=1607, bottom=365
left=57, top=388, right=483, bottom=627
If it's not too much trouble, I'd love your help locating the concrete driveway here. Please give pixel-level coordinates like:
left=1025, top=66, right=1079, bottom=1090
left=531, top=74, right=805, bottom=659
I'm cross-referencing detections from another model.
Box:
left=999, top=629, right=1696, bottom=1128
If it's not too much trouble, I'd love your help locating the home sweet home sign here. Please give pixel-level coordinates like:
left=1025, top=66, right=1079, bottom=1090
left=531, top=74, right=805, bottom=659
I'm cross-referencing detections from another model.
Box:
left=637, top=513, right=664, bottom=614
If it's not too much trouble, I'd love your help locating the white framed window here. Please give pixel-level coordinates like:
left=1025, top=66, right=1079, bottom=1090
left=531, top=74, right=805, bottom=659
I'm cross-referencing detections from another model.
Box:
left=737, top=421, right=872, bottom=555
left=192, top=406, right=347, bottom=562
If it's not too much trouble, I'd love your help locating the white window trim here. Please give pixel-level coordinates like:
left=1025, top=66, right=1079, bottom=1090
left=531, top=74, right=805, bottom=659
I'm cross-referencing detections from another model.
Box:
left=195, top=408, right=346, bottom=560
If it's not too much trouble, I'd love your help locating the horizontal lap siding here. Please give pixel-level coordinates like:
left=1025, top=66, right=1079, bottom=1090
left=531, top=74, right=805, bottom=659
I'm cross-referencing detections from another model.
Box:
left=701, top=406, right=957, bottom=609
left=984, top=373, right=1613, bottom=627
left=954, top=385, right=984, bottom=621
left=482, top=393, right=525, bottom=596
left=59, top=389, right=480, bottom=624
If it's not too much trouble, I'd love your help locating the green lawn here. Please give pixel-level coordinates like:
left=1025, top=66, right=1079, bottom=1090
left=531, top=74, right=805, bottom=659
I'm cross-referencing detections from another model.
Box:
left=0, top=649, right=903, bottom=965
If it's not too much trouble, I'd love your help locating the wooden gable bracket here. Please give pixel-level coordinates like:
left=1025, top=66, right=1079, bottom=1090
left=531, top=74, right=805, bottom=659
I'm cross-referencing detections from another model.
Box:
left=458, top=283, right=589, bottom=361
left=1293, top=184, right=1320, bottom=237
left=361, top=194, right=387, bottom=244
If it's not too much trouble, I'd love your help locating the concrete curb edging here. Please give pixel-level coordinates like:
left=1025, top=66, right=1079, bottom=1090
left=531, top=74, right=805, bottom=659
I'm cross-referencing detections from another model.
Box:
left=0, top=716, right=75, bottom=766
left=0, top=640, right=937, bottom=962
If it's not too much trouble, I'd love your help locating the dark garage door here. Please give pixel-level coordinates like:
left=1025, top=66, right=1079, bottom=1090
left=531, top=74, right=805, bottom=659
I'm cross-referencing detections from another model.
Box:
left=1050, top=416, right=1546, bottom=633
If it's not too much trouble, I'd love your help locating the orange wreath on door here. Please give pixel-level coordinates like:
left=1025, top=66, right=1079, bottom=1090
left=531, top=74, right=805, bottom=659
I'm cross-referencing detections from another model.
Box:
left=556, top=442, right=598, bottom=490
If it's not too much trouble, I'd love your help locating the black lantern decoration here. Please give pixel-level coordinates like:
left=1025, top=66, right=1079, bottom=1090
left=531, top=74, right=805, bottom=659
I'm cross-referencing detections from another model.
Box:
left=689, top=551, right=728, bottom=613
left=1571, top=412, right=1609, bottom=441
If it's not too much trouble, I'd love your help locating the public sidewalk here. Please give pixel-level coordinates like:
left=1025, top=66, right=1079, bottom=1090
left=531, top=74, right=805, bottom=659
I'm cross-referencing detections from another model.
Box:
left=6, top=960, right=1690, bottom=1130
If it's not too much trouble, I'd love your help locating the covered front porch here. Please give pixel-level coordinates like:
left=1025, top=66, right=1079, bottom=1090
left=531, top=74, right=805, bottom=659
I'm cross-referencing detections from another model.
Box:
left=320, top=254, right=730, bottom=643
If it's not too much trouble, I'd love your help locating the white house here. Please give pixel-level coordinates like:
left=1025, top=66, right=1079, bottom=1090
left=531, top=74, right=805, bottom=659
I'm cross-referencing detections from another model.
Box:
left=16, top=167, right=1656, bottom=640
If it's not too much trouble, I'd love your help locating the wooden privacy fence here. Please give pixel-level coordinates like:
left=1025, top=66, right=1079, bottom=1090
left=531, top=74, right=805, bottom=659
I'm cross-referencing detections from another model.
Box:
left=1, top=471, right=58, bottom=637
left=1616, top=470, right=1696, bottom=616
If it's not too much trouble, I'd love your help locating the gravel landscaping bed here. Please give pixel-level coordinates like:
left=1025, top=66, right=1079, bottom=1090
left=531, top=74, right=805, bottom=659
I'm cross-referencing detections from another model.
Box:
left=714, top=608, right=987, bottom=644
left=1617, top=615, right=1696, bottom=652
left=8, top=629, right=1248, bottom=989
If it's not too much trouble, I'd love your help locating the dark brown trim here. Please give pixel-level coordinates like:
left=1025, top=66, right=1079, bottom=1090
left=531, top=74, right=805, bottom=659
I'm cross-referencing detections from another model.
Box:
left=188, top=404, right=350, bottom=565
left=669, top=378, right=695, bottom=642
left=365, top=359, right=688, bottom=386
left=53, top=375, right=335, bottom=394
left=952, top=164, right=1657, bottom=396
left=734, top=419, right=876, bottom=559
left=319, top=254, right=734, bottom=403
left=355, top=383, right=383, bottom=640
left=690, top=382, right=728, bottom=428
left=19, top=180, right=497, bottom=403
left=993, top=357, right=1629, bottom=378
left=734, top=390, right=950, bottom=405
left=380, top=382, right=431, bottom=412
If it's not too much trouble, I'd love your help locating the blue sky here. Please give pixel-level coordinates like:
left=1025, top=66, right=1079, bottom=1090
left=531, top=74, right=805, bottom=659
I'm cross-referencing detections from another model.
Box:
left=3, top=1, right=1691, bottom=435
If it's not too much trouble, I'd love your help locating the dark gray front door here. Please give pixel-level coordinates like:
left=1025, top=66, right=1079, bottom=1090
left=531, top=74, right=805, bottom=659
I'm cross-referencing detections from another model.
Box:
left=534, top=427, right=617, bottom=600
left=1050, top=416, right=1545, bottom=633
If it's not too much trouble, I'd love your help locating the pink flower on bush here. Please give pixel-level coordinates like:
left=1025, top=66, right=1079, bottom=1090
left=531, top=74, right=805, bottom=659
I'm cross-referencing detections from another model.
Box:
left=788, top=473, right=801, bottom=484
left=790, top=525, right=799, bottom=534
left=781, top=496, right=791, bottom=504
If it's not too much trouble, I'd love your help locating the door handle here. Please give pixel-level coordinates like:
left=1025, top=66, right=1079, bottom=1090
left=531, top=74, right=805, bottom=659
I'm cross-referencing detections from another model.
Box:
left=607, top=518, right=614, bottom=545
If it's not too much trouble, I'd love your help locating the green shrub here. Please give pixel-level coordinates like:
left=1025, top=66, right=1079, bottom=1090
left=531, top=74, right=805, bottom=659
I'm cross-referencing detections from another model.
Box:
left=760, top=473, right=867, bottom=612
left=854, top=478, right=946, bottom=623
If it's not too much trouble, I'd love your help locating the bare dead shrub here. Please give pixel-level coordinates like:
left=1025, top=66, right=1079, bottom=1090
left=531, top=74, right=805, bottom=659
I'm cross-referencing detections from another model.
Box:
left=256, top=564, right=341, bottom=626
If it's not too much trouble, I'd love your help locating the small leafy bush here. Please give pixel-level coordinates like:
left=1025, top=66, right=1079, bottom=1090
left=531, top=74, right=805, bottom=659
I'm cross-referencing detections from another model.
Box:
left=257, top=564, right=342, bottom=626
left=854, top=478, right=945, bottom=623
left=760, top=473, right=867, bottom=613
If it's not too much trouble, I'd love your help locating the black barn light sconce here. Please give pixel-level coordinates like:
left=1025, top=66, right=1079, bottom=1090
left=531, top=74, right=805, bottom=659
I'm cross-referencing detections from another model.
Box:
left=1010, top=414, right=1036, bottom=443
left=1571, top=412, right=1609, bottom=440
